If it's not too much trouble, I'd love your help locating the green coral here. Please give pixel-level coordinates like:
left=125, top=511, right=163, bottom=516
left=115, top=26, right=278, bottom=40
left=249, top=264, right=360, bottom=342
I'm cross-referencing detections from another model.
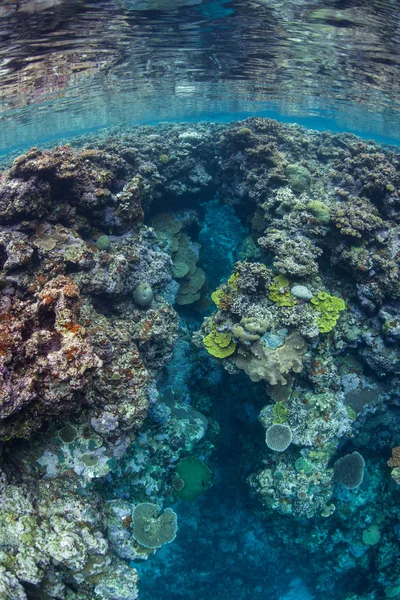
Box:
left=227, top=272, right=239, bottom=290
left=273, top=401, right=289, bottom=424
left=173, top=456, right=212, bottom=501
left=203, top=326, right=236, bottom=358
left=211, top=288, right=225, bottom=308
left=307, top=200, right=331, bottom=224
left=362, top=524, right=381, bottom=546
left=285, top=164, right=312, bottom=193
left=295, top=457, right=313, bottom=475
left=131, top=502, right=177, bottom=549
left=268, top=275, right=297, bottom=307
left=96, top=234, right=111, bottom=251
left=310, top=291, right=345, bottom=333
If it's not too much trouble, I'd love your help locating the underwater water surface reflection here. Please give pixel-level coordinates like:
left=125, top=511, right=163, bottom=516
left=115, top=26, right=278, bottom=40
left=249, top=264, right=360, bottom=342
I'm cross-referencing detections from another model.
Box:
left=1, top=0, right=400, bottom=149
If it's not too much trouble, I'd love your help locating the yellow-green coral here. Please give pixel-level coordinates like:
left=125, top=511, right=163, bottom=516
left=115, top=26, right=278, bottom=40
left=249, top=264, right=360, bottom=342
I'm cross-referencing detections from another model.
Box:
left=211, top=273, right=239, bottom=310
left=310, top=291, right=345, bottom=333
left=211, top=288, right=225, bottom=308
left=272, top=401, right=289, bottom=424
left=268, top=275, right=297, bottom=307
left=203, top=327, right=236, bottom=358
left=227, top=272, right=239, bottom=290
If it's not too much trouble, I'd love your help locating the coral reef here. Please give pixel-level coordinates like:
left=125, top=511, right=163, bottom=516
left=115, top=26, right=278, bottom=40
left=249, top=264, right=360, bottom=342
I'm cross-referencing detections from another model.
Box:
left=1, top=118, right=400, bottom=599
left=0, top=275, right=101, bottom=440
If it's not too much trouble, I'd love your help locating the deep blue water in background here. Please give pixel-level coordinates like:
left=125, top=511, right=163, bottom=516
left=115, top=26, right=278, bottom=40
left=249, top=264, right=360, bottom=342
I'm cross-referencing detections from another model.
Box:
left=135, top=376, right=314, bottom=600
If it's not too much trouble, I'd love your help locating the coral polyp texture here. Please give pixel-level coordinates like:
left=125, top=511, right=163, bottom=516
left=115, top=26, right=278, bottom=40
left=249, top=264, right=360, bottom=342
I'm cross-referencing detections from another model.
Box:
left=0, top=118, right=400, bottom=599
left=333, top=451, right=365, bottom=489
left=265, top=424, right=293, bottom=452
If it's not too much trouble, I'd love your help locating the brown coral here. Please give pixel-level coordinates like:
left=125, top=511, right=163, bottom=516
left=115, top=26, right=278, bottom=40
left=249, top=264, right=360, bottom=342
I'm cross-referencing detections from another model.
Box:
left=331, top=196, right=383, bottom=238
left=0, top=276, right=102, bottom=440
left=387, top=446, right=400, bottom=468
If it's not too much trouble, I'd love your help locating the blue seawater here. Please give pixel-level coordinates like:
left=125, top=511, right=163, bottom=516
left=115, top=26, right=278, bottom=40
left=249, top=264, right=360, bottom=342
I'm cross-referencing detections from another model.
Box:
left=199, top=197, right=248, bottom=290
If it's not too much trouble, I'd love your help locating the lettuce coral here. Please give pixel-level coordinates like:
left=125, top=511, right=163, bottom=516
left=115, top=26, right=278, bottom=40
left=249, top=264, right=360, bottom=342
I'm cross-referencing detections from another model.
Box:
left=310, top=291, right=345, bottom=333
left=234, top=331, right=307, bottom=386
left=203, top=327, right=236, bottom=358
left=268, top=275, right=297, bottom=307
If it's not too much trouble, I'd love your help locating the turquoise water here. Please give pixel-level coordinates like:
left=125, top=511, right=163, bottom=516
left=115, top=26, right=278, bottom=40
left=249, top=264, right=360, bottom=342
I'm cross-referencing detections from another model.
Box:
left=1, top=3, right=400, bottom=600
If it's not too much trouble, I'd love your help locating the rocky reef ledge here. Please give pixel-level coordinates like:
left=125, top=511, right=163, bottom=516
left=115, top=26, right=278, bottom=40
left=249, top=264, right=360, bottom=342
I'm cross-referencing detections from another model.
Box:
left=1, top=119, right=400, bottom=600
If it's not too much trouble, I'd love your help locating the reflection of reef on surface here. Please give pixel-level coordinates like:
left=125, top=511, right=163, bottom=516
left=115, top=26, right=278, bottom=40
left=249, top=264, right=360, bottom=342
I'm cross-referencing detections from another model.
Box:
left=1, top=119, right=400, bottom=599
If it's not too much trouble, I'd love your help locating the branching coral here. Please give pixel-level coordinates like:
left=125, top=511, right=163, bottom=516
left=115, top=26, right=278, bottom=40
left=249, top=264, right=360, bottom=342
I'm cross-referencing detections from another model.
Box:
left=259, top=229, right=322, bottom=277
left=331, top=196, right=383, bottom=238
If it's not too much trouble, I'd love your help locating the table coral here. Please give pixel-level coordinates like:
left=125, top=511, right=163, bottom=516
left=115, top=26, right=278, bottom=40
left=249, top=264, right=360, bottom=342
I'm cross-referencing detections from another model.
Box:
left=131, top=503, right=178, bottom=549
left=265, top=424, right=292, bottom=452
left=333, top=451, right=365, bottom=489
left=173, top=456, right=212, bottom=501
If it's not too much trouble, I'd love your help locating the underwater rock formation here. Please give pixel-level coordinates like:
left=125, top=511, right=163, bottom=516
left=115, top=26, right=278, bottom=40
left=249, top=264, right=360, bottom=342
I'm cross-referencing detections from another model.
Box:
left=1, top=119, right=400, bottom=599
